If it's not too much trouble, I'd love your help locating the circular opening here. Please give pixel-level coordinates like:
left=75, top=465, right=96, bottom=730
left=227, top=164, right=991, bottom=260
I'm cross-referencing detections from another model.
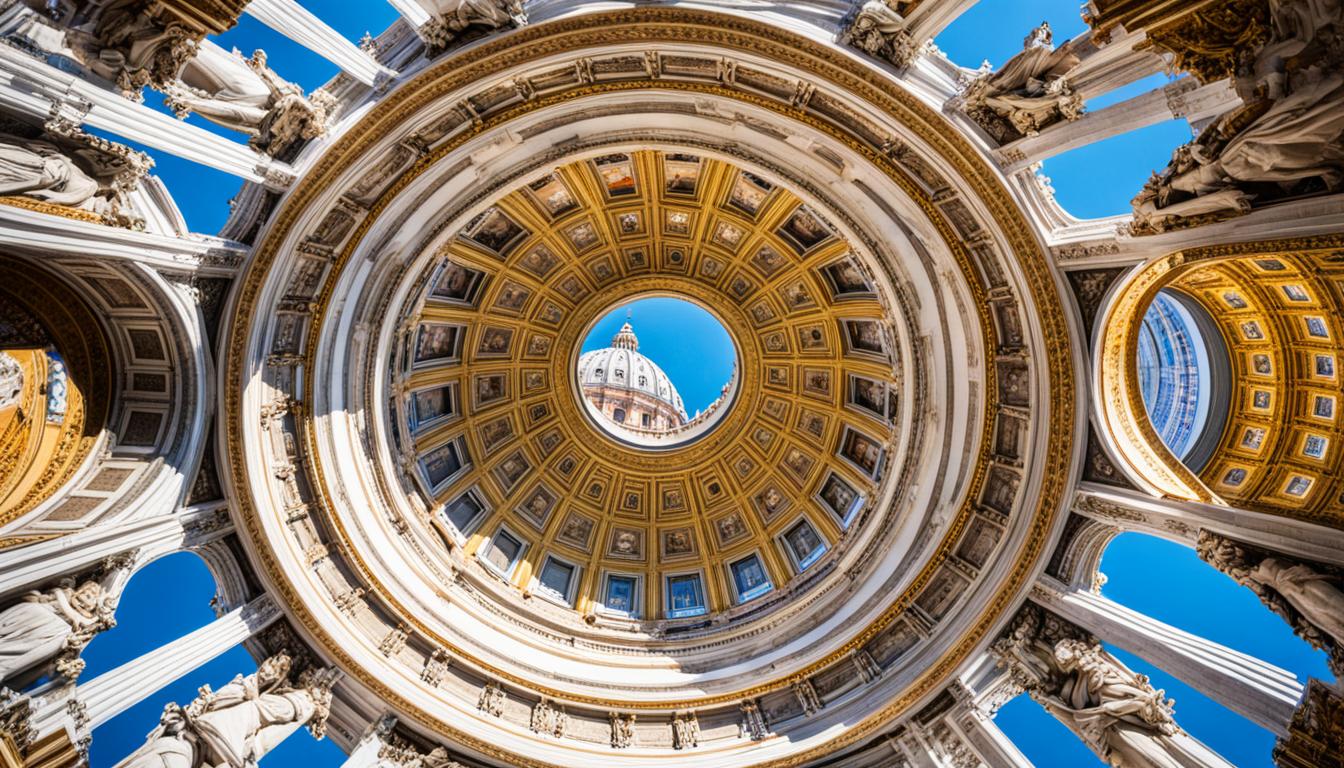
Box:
left=1137, top=289, right=1231, bottom=471
left=576, top=296, right=738, bottom=449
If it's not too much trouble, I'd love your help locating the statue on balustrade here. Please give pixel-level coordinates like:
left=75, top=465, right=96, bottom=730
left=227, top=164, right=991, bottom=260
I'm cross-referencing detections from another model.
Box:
left=0, top=117, right=151, bottom=227
left=958, top=21, right=1085, bottom=143
left=420, top=0, right=526, bottom=57
left=1197, top=531, right=1344, bottom=678
left=993, top=606, right=1229, bottom=768
left=1131, top=0, right=1344, bottom=234
left=162, top=43, right=337, bottom=159
left=843, top=1, right=919, bottom=68
left=0, top=576, right=116, bottom=687
left=116, top=651, right=336, bottom=768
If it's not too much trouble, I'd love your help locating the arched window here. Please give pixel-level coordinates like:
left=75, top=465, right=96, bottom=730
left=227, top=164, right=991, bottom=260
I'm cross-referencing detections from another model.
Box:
left=613, top=408, right=626, bottom=423
left=1137, top=289, right=1231, bottom=471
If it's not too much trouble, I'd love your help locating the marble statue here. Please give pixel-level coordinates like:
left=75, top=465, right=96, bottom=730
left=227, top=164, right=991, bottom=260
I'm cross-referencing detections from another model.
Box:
left=163, top=43, right=336, bottom=158
left=959, top=21, right=1084, bottom=142
left=993, top=607, right=1230, bottom=768
left=184, top=652, right=335, bottom=768
left=843, top=1, right=918, bottom=67
left=1198, top=531, right=1344, bottom=675
left=1130, top=0, right=1344, bottom=233
left=0, top=117, right=151, bottom=227
left=117, top=704, right=199, bottom=768
left=0, top=138, right=103, bottom=208
left=0, top=352, right=23, bottom=411
left=58, top=0, right=200, bottom=95
left=0, top=578, right=116, bottom=684
left=421, top=0, right=525, bottom=56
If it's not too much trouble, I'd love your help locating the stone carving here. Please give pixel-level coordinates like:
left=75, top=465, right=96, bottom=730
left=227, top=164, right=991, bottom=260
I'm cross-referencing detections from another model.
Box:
left=0, top=576, right=117, bottom=684
left=1197, top=531, right=1344, bottom=676
left=1131, top=0, right=1344, bottom=234
left=59, top=0, right=201, bottom=95
left=609, top=712, right=635, bottom=749
left=0, top=352, right=21, bottom=410
left=116, top=652, right=337, bottom=768
left=842, top=1, right=919, bottom=68
left=377, top=732, right=464, bottom=768
left=959, top=22, right=1084, bottom=143
left=420, top=0, right=526, bottom=57
left=740, top=699, right=767, bottom=741
left=672, top=712, right=699, bottom=750
left=792, top=678, right=822, bottom=716
left=1273, top=679, right=1344, bottom=768
left=477, top=682, right=505, bottom=717
left=421, top=648, right=450, bottom=687
left=0, top=115, right=151, bottom=228
left=993, top=606, right=1217, bottom=768
left=163, top=44, right=337, bottom=158
left=378, top=624, right=409, bottom=657
left=529, top=698, right=566, bottom=738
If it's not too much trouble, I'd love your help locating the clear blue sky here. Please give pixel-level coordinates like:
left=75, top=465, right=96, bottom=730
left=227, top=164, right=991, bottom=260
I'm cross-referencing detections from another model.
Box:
left=71, top=3, right=1321, bottom=766
left=582, top=298, right=736, bottom=413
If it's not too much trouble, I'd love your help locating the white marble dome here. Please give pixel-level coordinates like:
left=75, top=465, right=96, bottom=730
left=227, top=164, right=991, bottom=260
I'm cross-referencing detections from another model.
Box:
left=577, top=322, right=688, bottom=421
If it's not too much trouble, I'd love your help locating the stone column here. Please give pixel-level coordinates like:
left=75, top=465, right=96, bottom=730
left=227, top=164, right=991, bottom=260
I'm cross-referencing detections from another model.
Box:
left=1032, top=578, right=1304, bottom=735
left=0, top=46, right=292, bottom=185
left=387, top=0, right=432, bottom=28
left=76, top=593, right=280, bottom=729
left=903, top=0, right=980, bottom=43
left=245, top=0, right=394, bottom=86
left=993, top=77, right=1240, bottom=171
left=992, top=604, right=1236, bottom=768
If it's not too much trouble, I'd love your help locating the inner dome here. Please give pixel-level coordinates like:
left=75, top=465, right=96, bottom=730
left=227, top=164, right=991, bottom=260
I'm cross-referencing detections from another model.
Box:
left=576, top=296, right=738, bottom=449
left=393, top=149, right=906, bottom=625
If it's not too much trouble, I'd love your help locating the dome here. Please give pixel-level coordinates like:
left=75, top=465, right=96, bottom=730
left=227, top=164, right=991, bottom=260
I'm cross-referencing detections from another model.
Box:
left=577, top=321, right=689, bottom=422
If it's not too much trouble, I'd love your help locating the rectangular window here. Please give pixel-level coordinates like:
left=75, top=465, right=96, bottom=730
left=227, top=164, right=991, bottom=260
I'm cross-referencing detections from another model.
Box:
left=483, top=528, right=524, bottom=575
left=537, top=557, right=576, bottom=604
left=782, top=519, right=826, bottom=571
left=666, top=573, right=707, bottom=618
left=730, top=554, right=773, bottom=603
left=419, top=436, right=470, bottom=492
left=603, top=574, right=639, bottom=616
left=442, top=488, right=486, bottom=534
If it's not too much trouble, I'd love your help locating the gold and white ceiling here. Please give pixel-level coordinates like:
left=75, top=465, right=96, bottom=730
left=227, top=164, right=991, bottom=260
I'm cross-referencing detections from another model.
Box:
left=225, top=9, right=1075, bottom=766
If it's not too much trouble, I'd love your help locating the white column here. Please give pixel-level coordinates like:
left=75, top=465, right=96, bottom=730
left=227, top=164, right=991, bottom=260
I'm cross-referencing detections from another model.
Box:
left=0, top=47, right=290, bottom=184
left=1033, top=580, right=1304, bottom=735
left=957, top=708, right=1035, bottom=768
left=0, top=506, right=231, bottom=601
left=0, top=204, right=245, bottom=276
left=387, top=0, right=431, bottom=28
left=1074, top=484, right=1344, bottom=568
left=994, top=77, right=1240, bottom=171
left=245, top=0, right=395, bottom=87
left=1069, top=29, right=1168, bottom=100
left=77, top=594, right=279, bottom=729
left=905, top=0, right=980, bottom=41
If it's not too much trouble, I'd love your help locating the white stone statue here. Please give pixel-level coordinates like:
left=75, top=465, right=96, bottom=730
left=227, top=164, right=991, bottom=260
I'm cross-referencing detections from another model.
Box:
left=0, top=578, right=116, bottom=685
left=0, top=352, right=23, bottom=411
left=184, top=652, right=335, bottom=768
left=163, top=43, right=336, bottom=158
left=1198, top=531, right=1344, bottom=674
left=117, top=703, right=199, bottom=768
left=843, top=1, right=917, bottom=67
left=1130, top=0, right=1344, bottom=233
left=960, top=21, right=1084, bottom=141
left=59, top=0, right=201, bottom=95
left=0, top=138, right=104, bottom=208
left=421, top=0, right=525, bottom=55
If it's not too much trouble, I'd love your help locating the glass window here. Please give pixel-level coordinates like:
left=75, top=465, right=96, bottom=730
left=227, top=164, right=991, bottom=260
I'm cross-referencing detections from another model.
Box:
left=484, top=529, right=523, bottom=575
left=783, top=519, right=826, bottom=571
left=538, top=558, right=576, bottom=602
left=604, top=574, right=639, bottom=616
left=666, top=573, right=706, bottom=618
left=730, top=554, right=772, bottom=602
left=641, top=413, right=651, bottom=427
left=613, top=408, right=626, bottom=423
left=1136, top=290, right=1229, bottom=470
left=443, top=489, right=485, bottom=534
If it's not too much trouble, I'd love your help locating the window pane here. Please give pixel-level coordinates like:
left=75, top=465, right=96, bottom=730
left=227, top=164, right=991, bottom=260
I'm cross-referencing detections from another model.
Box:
left=444, top=491, right=483, bottom=532
left=667, top=574, right=706, bottom=618
left=539, top=559, right=575, bottom=599
left=605, top=575, right=638, bottom=614
left=731, top=555, right=772, bottom=602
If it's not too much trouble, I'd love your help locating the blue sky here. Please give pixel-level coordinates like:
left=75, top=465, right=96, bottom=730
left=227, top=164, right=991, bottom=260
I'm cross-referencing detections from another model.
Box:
left=67, top=2, right=1323, bottom=766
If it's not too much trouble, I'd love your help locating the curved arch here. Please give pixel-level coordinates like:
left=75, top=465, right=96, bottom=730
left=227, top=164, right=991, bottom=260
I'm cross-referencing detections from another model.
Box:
left=1096, top=235, right=1344, bottom=521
